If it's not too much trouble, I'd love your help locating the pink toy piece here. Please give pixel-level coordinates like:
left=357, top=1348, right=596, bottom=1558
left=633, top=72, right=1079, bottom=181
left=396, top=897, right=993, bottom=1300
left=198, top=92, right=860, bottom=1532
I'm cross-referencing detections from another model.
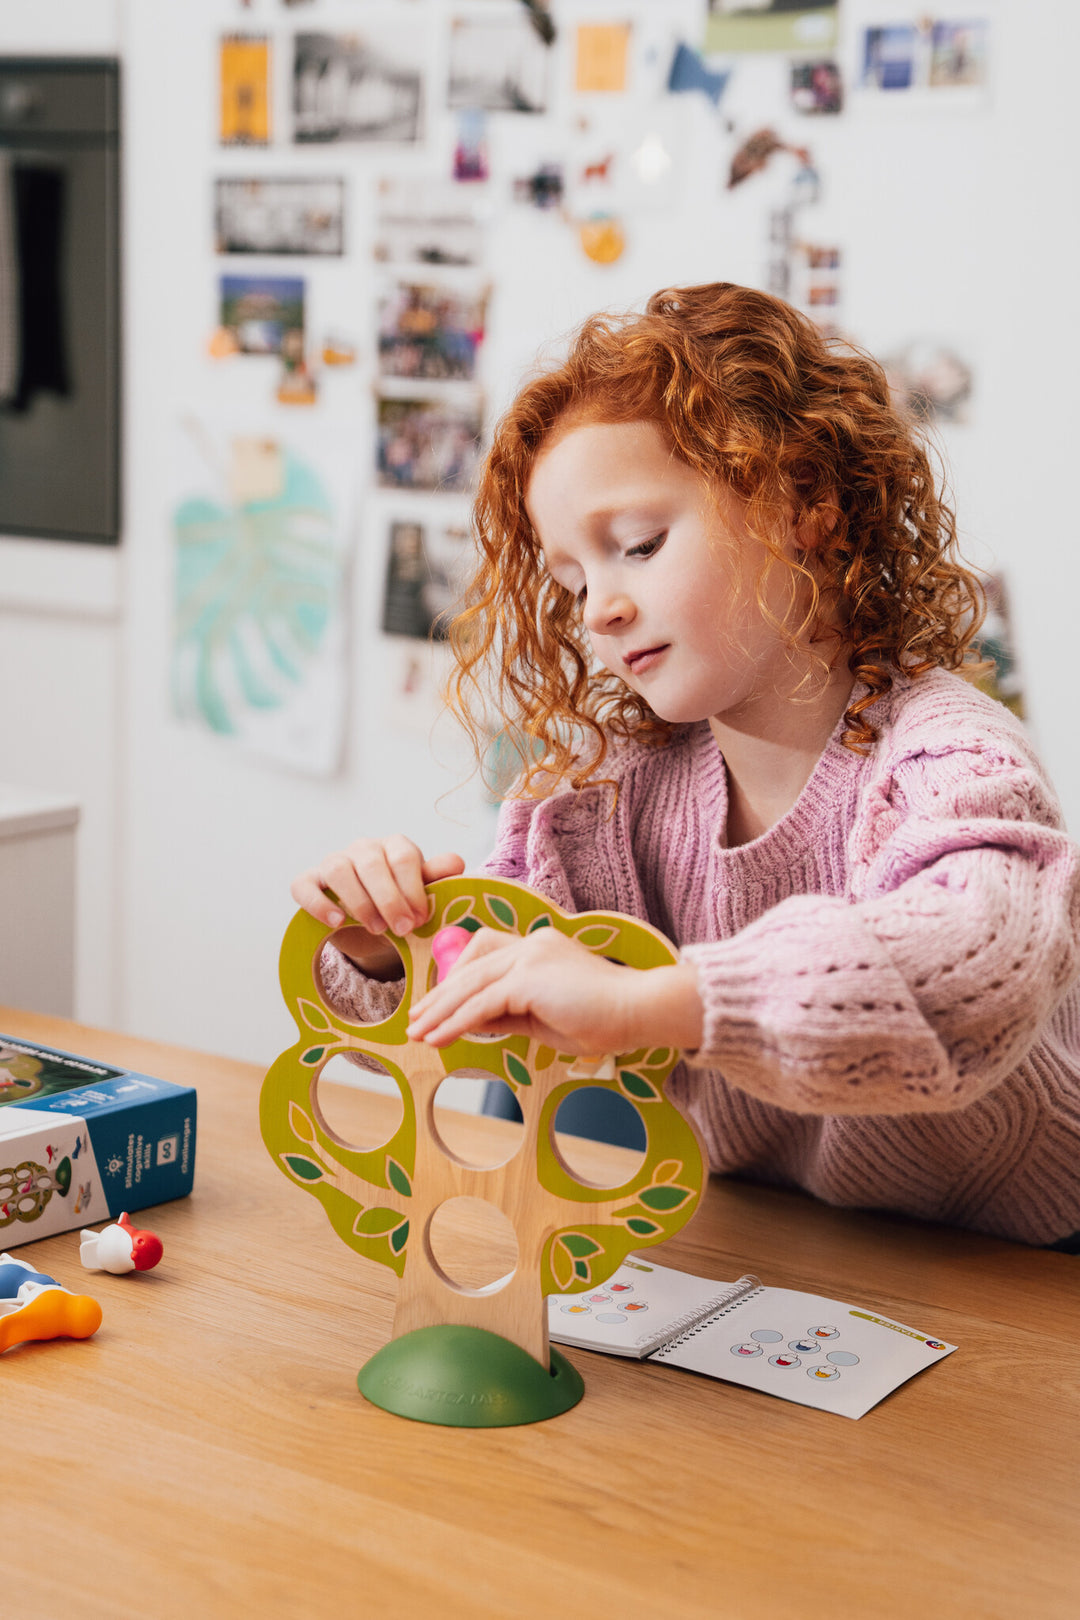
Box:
left=79, top=1211, right=163, bottom=1275
left=431, top=925, right=474, bottom=983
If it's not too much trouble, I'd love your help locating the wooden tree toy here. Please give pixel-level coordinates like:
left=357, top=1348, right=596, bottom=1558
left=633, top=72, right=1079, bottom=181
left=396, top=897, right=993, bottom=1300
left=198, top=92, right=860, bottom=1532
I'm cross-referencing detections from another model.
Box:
left=261, top=875, right=706, bottom=1426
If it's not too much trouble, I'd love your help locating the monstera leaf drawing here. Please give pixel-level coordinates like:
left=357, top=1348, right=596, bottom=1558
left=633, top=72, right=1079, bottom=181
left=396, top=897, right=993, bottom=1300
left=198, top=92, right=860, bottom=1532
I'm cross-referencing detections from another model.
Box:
left=173, top=447, right=346, bottom=773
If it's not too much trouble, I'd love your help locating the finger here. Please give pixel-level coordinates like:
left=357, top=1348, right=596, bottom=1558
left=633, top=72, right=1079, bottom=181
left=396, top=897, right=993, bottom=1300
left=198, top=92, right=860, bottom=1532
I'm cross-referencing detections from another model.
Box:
left=345, top=843, right=420, bottom=936
left=316, top=851, right=389, bottom=933
left=409, top=933, right=514, bottom=1023
left=410, top=980, right=525, bottom=1047
left=290, top=871, right=347, bottom=928
left=381, top=834, right=434, bottom=929
left=420, top=851, right=466, bottom=883
left=408, top=948, right=513, bottom=1035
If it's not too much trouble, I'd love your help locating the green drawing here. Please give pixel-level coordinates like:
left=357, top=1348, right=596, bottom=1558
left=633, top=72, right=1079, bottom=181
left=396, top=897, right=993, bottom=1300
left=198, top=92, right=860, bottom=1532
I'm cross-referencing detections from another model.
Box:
left=173, top=451, right=341, bottom=737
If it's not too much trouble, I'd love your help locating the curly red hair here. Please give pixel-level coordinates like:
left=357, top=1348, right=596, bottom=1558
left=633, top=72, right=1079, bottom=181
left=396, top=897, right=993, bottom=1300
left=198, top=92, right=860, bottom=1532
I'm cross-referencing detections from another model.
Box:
left=448, top=282, right=986, bottom=794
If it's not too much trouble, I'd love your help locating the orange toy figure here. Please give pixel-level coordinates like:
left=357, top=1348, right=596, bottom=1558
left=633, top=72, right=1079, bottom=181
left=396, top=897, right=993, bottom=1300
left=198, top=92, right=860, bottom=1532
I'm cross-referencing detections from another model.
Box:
left=0, top=1253, right=102, bottom=1352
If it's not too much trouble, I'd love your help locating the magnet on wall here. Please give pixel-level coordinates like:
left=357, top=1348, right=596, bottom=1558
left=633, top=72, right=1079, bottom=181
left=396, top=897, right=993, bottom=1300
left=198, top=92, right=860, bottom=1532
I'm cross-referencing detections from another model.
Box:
left=578, top=214, right=625, bottom=265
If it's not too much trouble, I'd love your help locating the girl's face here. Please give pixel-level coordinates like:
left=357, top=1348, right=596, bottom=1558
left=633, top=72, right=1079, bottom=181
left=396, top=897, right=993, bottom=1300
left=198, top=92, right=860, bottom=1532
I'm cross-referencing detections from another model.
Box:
left=526, top=419, right=808, bottom=729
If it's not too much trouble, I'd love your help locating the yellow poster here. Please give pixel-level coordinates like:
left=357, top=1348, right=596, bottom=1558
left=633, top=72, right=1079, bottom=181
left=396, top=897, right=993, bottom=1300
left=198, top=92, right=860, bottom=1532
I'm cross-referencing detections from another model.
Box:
left=575, top=24, right=630, bottom=93
left=220, top=35, right=270, bottom=146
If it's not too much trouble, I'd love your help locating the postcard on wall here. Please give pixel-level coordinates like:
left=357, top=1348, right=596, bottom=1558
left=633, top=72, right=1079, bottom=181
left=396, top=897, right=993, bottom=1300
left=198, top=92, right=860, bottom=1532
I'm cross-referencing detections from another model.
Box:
left=974, top=573, right=1024, bottom=720
left=293, top=31, right=424, bottom=143
left=859, top=20, right=988, bottom=97
left=380, top=517, right=472, bottom=641
left=374, top=177, right=484, bottom=268
left=376, top=395, right=483, bottom=494
left=704, top=1, right=838, bottom=56
left=220, top=274, right=304, bottom=355
left=790, top=59, right=842, bottom=115
left=453, top=107, right=491, bottom=183
left=172, top=421, right=352, bottom=776
left=377, top=282, right=488, bottom=382
left=448, top=15, right=549, bottom=114
left=215, top=178, right=345, bottom=256
left=883, top=340, right=973, bottom=425
left=575, top=23, right=631, bottom=94
left=220, top=34, right=271, bottom=146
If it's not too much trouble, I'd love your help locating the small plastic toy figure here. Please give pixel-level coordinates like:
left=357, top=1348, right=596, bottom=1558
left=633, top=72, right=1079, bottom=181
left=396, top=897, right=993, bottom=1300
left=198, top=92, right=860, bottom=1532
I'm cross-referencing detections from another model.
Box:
left=79, top=1211, right=163, bottom=1275
left=0, top=1253, right=102, bottom=1352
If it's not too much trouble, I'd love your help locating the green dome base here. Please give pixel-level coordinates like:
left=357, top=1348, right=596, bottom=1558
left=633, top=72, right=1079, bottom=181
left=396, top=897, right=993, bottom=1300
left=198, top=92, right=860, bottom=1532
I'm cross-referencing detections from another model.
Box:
left=357, top=1325, right=585, bottom=1427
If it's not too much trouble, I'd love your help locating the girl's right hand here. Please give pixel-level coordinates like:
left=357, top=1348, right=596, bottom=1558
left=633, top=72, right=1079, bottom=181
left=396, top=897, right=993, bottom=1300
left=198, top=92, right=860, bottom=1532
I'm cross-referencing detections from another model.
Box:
left=290, top=837, right=465, bottom=975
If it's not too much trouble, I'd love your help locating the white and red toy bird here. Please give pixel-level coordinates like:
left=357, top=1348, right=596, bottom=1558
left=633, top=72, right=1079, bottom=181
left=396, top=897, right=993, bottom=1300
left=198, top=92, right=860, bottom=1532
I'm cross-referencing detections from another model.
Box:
left=79, top=1211, right=163, bottom=1275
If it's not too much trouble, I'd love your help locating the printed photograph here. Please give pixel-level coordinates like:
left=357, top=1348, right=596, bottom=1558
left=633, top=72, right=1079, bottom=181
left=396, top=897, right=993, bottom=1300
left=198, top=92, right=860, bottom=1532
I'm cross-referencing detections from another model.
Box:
left=214, top=178, right=345, bottom=256
left=884, top=340, right=974, bottom=424
left=453, top=107, right=490, bottom=182
left=448, top=15, right=549, bottom=113
left=293, top=32, right=423, bottom=143
left=220, top=274, right=305, bottom=355
left=706, top=1, right=839, bottom=55
left=376, top=396, right=483, bottom=493
left=381, top=518, right=473, bottom=641
left=973, top=573, right=1023, bottom=719
left=374, top=177, right=484, bottom=267
left=378, top=283, right=488, bottom=382
left=861, top=25, right=918, bottom=91
left=790, top=59, right=843, bottom=115
left=929, top=21, right=988, bottom=88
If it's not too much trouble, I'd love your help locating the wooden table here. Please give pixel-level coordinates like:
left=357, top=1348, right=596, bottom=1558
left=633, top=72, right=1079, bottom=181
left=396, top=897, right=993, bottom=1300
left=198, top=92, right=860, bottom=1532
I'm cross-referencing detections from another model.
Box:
left=4, top=1009, right=1078, bottom=1620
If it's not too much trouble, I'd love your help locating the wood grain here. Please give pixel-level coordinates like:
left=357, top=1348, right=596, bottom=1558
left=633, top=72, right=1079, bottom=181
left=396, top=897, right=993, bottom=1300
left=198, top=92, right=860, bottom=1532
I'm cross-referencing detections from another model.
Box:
left=3, top=1008, right=1078, bottom=1620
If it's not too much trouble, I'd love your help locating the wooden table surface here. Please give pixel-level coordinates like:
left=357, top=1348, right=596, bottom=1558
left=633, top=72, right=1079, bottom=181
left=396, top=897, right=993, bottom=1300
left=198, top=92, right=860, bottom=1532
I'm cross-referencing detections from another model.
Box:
left=4, top=1008, right=1078, bottom=1620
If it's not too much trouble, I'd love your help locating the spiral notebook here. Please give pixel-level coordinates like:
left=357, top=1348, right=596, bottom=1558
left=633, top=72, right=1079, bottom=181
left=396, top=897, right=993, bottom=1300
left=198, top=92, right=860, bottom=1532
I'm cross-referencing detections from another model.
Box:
left=548, top=1257, right=956, bottom=1419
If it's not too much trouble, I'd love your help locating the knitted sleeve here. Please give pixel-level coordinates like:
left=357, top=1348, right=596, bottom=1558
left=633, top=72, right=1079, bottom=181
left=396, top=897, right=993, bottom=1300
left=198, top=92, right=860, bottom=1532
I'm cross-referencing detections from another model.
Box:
left=681, top=747, right=1080, bottom=1116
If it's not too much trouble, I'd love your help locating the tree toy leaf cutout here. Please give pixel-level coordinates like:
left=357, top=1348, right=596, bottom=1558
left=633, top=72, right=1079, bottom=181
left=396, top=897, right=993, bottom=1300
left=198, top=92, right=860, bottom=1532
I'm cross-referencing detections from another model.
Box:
left=261, top=874, right=707, bottom=1375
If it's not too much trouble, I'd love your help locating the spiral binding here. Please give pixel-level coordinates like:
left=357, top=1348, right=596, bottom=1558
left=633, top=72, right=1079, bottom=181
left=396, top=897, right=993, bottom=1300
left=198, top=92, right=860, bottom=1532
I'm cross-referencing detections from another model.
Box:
left=647, top=1275, right=765, bottom=1357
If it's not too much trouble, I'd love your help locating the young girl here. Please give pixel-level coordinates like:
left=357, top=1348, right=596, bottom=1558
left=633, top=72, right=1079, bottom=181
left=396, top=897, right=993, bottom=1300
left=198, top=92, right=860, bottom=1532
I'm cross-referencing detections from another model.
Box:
left=294, top=283, right=1080, bottom=1250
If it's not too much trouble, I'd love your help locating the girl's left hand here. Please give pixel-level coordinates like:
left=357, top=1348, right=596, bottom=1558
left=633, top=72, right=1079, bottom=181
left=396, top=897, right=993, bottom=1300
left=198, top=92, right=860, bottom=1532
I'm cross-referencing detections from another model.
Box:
left=405, top=927, right=704, bottom=1056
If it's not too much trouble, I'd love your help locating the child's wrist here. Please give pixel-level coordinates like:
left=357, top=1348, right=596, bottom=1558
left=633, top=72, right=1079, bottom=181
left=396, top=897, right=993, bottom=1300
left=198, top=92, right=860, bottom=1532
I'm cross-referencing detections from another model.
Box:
left=623, top=962, right=704, bottom=1053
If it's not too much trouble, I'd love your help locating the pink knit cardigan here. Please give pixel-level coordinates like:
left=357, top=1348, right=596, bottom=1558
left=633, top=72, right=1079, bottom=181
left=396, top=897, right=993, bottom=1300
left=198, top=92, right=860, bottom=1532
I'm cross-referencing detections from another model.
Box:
left=321, top=670, right=1080, bottom=1245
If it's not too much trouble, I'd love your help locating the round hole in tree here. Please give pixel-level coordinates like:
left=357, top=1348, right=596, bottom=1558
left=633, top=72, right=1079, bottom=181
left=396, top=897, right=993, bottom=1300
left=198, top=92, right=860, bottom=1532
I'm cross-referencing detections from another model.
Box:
left=425, top=1196, right=518, bottom=1294
left=551, top=1087, right=647, bottom=1189
left=431, top=1073, right=523, bottom=1170
left=314, top=1051, right=404, bottom=1151
left=313, top=927, right=407, bottom=1023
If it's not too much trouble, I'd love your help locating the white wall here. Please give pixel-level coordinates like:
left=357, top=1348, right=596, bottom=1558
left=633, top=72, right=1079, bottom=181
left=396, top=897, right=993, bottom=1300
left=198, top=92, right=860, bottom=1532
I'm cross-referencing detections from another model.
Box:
left=1, top=0, right=1078, bottom=1062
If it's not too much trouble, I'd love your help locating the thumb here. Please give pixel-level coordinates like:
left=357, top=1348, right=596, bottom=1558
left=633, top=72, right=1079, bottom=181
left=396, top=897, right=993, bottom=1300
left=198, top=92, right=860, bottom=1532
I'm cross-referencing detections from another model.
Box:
left=421, top=851, right=466, bottom=882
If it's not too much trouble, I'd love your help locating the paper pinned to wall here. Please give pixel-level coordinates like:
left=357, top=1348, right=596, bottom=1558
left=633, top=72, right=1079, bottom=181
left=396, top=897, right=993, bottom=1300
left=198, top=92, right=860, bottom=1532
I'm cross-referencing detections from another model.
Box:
left=172, top=418, right=352, bottom=776
left=575, top=24, right=631, bottom=94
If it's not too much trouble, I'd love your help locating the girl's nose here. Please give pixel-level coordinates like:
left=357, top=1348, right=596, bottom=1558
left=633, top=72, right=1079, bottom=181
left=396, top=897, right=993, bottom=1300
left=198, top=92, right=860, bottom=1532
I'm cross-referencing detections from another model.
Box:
left=584, top=590, right=636, bottom=636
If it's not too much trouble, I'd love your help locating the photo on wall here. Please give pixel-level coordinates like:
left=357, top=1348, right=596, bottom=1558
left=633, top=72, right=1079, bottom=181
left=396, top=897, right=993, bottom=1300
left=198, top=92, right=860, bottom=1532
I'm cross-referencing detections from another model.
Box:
left=215, top=178, right=345, bottom=256
left=704, top=1, right=838, bottom=55
left=447, top=15, right=549, bottom=113
left=377, top=283, right=488, bottom=382
left=293, top=31, right=424, bottom=143
left=376, top=396, right=483, bottom=493
left=373, top=177, right=484, bottom=268
left=381, top=518, right=473, bottom=640
left=220, top=275, right=305, bottom=355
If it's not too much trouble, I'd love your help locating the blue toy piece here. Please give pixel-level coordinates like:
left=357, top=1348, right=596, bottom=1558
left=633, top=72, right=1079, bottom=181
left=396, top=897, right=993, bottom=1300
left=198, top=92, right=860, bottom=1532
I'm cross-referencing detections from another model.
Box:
left=0, top=1256, right=58, bottom=1296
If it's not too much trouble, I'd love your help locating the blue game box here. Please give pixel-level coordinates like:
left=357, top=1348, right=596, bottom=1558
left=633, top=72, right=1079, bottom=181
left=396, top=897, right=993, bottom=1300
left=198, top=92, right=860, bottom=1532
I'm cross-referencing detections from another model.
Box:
left=0, top=1031, right=196, bottom=1247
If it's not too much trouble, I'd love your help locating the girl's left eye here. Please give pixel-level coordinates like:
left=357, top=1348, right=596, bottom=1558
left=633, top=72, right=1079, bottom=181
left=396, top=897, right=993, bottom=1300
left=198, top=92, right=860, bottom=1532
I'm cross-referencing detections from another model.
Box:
left=626, top=532, right=666, bottom=560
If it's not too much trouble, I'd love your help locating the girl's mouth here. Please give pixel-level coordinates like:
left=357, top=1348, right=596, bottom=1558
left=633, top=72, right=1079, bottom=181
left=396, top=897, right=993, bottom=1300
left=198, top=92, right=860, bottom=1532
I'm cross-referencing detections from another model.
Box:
left=624, top=645, right=669, bottom=674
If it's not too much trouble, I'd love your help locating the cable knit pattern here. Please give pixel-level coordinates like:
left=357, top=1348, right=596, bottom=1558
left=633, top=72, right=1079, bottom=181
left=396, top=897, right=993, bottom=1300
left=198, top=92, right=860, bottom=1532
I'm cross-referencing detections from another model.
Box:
left=477, top=669, right=1080, bottom=1245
